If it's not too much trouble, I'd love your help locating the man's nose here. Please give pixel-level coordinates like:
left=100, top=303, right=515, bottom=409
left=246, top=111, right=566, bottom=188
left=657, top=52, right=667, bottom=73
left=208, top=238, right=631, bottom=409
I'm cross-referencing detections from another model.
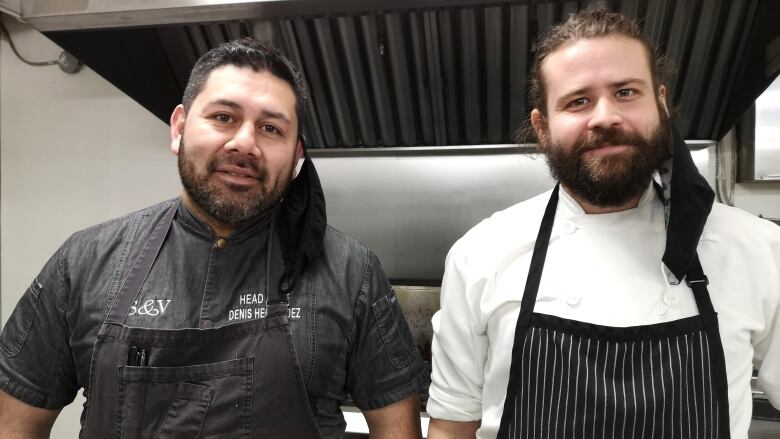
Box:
left=587, top=98, right=623, bottom=130
left=225, top=122, right=259, bottom=155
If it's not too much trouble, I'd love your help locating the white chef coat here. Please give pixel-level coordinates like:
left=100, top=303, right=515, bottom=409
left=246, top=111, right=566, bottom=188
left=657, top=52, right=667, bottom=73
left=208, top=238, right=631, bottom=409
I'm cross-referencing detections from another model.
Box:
left=427, top=184, right=780, bottom=439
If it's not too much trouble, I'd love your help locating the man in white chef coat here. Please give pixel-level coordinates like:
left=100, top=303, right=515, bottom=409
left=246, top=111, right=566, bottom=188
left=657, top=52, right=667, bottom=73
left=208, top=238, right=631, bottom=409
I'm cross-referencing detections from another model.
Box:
left=427, top=8, right=780, bottom=439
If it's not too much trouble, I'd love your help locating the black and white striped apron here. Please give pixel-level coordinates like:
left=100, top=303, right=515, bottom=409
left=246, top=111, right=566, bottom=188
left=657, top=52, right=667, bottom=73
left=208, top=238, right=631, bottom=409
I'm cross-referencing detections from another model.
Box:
left=497, top=185, right=730, bottom=439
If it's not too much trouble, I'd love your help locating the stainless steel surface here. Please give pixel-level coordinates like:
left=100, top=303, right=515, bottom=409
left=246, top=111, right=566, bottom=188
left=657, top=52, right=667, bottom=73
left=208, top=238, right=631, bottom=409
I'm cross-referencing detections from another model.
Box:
left=313, top=145, right=712, bottom=283
left=749, top=420, right=780, bottom=438
left=313, top=149, right=553, bottom=283
left=308, top=144, right=540, bottom=157
left=753, top=75, right=780, bottom=181
left=22, top=0, right=517, bottom=31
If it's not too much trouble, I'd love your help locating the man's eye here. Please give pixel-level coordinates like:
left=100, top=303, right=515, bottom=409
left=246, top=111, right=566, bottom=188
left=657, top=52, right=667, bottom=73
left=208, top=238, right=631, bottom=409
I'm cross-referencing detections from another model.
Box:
left=261, top=124, right=281, bottom=135
left=616, top=89, right=636, bottom=98
left=568, top=97, right=589, bottom=108
left=213, top=114, right=233, bottom=123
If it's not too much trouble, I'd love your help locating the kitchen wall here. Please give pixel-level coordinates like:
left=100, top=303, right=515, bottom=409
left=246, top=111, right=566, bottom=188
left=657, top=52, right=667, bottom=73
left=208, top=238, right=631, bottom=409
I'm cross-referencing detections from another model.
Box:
left=1, top=15, right=779, bottom=438
left=0, top=16, right=177, bottom=436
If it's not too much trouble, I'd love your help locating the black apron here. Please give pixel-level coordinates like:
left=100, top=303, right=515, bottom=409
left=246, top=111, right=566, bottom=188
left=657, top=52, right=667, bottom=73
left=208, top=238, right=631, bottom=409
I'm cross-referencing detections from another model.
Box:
left=497, top=185, right=730, bottom=439
left=82, top=202, right=323, bottom=439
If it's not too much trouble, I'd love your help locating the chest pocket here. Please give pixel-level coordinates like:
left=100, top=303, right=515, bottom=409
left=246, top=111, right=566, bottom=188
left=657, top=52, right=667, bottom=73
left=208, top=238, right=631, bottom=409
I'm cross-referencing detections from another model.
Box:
left=117, top=357, right=252, bottom=439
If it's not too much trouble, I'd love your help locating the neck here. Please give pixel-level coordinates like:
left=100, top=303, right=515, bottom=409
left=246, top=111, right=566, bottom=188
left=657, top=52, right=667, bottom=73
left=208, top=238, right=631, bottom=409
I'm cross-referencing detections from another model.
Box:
left=561, top=184, right=642, bottom=214
left=181, top=192, right=234, bottom=238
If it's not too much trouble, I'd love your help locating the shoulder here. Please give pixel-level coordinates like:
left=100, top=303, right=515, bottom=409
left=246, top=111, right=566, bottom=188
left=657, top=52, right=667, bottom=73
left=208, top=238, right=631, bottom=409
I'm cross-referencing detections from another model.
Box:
left=57, top=199, right=179, bottom=277
left=704, top=203, right=780, bottom=249
left=319, top=225, right=374, bottom=273
left=65, top=199, right=178, bottom=251
left=447, top=190, right=552, bottom=274
left=307, top=225, right=382, bottom=296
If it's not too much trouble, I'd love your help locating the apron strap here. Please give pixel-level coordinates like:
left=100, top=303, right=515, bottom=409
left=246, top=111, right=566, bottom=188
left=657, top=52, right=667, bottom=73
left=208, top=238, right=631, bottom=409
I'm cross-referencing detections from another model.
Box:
left=266, top=206, right=288, bottom=308
left=517, top=184, right=560, bottom=327
left=106, top=201, right=178, bottom=324
left=685, top=255, right=716, bottom=321
left=685, top=254, right=731, bottom=437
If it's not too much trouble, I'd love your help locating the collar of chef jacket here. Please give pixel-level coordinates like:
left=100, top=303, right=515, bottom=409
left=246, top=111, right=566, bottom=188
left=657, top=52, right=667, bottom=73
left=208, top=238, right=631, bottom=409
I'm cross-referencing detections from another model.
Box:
left=661, top=125, right=715, bottom=282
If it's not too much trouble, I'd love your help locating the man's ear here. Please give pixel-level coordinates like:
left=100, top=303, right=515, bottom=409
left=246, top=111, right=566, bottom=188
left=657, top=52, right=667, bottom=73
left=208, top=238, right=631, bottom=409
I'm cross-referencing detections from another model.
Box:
left=530, top=109, right=546, bottom=148
left=170, top=104, right=186, bottom=155
left=295, top=139, right=304, bottom=161
left=658, top=85, right=669, bottom=116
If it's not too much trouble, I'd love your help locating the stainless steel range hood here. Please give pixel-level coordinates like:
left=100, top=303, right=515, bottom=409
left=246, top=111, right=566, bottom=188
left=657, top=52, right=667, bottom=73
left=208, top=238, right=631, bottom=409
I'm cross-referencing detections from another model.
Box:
left=22, top=0, right=514, bottom=31
left=27, top=0, right=780, bottom=149
left=14, top=0, right=780, bottom=282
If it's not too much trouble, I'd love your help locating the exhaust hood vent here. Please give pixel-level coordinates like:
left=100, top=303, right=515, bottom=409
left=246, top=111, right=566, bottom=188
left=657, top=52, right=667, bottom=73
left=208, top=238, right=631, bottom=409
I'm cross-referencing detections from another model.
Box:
left=36, top=0, right=780, bottom=147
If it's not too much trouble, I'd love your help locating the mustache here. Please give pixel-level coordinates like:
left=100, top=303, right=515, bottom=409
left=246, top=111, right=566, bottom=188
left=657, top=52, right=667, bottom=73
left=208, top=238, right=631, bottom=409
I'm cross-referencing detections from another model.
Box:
left=574, top=128, right=647, bottom=154
left=207, top=155, right=266, bottom=179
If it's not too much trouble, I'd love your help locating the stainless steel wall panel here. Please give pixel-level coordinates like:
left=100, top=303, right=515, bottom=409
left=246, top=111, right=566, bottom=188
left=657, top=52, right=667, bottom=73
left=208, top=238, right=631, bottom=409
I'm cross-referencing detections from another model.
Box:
left=312, top=146, right=713, bottom=282
left=313, top=150, right=556, bottom=281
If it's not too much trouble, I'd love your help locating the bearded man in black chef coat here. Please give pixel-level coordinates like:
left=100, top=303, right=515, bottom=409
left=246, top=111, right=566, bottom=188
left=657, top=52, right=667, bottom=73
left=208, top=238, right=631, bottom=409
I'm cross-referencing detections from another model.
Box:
left=0, top=38, right=428, bottom=438
left=428, top=8, right=780, bottom=439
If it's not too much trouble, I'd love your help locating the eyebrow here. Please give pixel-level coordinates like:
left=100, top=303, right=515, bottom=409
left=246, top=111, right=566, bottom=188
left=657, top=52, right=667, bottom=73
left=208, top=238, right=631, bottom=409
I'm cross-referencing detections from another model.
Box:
left=554, top=77, right=650, bottom=106
left=207, top=98, right=293, bottom=126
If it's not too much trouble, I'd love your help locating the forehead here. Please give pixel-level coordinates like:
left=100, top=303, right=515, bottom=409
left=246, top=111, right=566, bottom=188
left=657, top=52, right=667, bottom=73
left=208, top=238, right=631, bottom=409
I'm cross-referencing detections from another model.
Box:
left=541, top=35, right=653, bottom=97
left=194, top=65, right=297, bottom=118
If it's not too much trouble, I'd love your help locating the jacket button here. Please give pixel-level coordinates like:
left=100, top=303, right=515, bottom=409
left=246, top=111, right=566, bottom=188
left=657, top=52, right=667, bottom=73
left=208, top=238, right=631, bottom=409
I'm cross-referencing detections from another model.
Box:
left=215, top=238, right=227, bottom=249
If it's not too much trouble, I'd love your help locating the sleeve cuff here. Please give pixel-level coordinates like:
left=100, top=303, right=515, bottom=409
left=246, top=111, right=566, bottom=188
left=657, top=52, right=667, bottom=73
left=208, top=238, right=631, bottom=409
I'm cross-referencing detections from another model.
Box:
left=354, top=367, right=430, bottom=411
left=426, top=383, right=482, bottom=421
left=0, top=370, right=74, bottom=410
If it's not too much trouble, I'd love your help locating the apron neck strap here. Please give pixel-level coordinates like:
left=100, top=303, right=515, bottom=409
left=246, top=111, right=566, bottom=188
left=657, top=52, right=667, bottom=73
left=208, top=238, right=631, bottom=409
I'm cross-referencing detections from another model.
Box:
left=266, top=206, right=287, bottom=304
left=106, top=201, right=178, bottom=324
left=685, top=255, right=717, bottom=322
left=518, top=184, right=560, bottom=326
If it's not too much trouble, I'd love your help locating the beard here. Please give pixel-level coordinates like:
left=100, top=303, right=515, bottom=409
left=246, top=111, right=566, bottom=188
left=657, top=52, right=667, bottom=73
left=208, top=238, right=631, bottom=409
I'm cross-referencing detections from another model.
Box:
left=177, top=136, right=288, bottom=226
left=541, top=113, right=672, bottom=208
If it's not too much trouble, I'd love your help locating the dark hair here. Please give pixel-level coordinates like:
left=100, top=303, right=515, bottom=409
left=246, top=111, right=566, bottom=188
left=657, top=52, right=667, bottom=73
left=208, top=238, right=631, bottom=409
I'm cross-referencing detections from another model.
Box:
left=182, top=38, right=308, bottom=131
left=529, top=7, right=668, bottom=116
